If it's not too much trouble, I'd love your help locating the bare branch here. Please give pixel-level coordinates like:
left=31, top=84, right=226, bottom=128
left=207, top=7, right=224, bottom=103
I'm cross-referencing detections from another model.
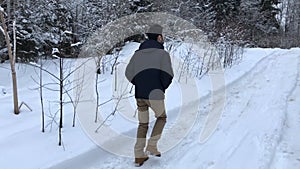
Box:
left=63, top=58, right=93, bottom=81
left=95, top=96, right=122, bottom=133
left=27, top=63, right=60, bottom=81
left=98, top=98, right=113, bottom=107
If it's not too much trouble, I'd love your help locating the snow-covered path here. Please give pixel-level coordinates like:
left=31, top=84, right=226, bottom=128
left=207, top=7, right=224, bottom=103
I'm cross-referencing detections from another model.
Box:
left=270, top=51, right=300, bottom=169
left=167, top=50, right=300, bottom=169
left=48, top=49, right=300, bottom=169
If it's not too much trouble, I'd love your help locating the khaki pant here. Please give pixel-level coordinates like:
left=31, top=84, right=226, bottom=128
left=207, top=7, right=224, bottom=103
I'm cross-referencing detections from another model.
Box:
left=134, top=99, right=167, bottom=158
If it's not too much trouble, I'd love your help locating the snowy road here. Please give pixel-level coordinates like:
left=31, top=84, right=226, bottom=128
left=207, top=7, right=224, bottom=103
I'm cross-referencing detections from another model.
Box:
left=48, top=49, right=300, bottom=169
left=270, top=51, right=300, bottom=168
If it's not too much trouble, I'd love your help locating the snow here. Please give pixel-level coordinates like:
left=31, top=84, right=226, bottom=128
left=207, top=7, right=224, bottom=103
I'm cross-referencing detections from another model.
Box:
left=0, top=43, right=300, bottom=169
left=71, top=42, right=82, bottom=47
left=63, top=30, right=72, bottom=34
left=52, top=48, right=60, bottom=54
left=29, top=61, right=41, bottom=67
left=0, top=26, right=4, bottom=35
left=0, top=47, right=7, bottom=54
left=0, top=6, right=4, bottom=13
left=21, top=19, right=29, bottom=24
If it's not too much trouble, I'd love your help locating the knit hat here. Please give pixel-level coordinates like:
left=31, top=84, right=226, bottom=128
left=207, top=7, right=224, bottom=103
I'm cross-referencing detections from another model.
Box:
left=147, top=24, right=163, bottom=35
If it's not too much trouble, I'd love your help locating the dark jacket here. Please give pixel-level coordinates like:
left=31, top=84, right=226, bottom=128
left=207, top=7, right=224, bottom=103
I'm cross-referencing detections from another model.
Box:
left=125, top=40, right=174, bottom=100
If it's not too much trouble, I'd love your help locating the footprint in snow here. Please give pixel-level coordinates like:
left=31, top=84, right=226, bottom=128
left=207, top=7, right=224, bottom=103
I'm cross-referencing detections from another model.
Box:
left=289, top=98, right=295, bottom=102
left=1, top=87, right=7, bottom=95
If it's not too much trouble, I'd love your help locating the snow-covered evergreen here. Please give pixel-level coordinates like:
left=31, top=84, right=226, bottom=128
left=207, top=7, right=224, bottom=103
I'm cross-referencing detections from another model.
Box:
left=1, top=0, right=299, bottom=62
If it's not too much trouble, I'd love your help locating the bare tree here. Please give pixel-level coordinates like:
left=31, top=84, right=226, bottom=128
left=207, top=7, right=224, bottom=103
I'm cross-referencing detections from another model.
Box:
left=95, top=89, right=132, bottom=133
left=30, top=60, right=45, bottom=132
left=0, top=6, right=19, bottom=114
left=39, top=58, right=45, bottom=132
left=71, top=79, right=83, bottom=127
left=29, top=52, right=89, bottom=145
left=215, top=37, right=244, bottom=69
left=95, top=68, right=100, bottom=123
left=58, top=55, right=63, bottom=146
left=63, top=66, right=85, bottom=127
left=29, top=56, right=63, bottom=145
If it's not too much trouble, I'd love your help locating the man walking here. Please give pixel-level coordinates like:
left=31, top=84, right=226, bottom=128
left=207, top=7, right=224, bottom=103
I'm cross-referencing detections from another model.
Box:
left=125, top=24, right=174, bottom=166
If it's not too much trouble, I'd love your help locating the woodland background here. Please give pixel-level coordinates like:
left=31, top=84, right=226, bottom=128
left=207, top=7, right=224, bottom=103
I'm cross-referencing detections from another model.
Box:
left=0, top=0, right=299, bottom=63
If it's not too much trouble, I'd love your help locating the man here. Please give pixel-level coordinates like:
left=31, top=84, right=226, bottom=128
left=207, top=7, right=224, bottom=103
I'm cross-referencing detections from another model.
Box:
left=125, top=24, right=174, bottom=166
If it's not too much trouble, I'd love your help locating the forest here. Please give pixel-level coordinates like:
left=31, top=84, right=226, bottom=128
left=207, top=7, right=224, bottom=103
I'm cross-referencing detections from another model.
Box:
left=0, top=0, right=299, bottom=63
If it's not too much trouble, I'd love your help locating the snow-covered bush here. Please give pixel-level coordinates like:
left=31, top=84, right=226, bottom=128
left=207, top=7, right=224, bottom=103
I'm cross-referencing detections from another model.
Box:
left=215, top=37, right=243, bottom=69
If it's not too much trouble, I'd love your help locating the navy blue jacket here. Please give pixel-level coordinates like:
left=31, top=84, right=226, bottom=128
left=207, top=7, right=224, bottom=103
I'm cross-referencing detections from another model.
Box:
left=125, top=40, right=174, bottom=100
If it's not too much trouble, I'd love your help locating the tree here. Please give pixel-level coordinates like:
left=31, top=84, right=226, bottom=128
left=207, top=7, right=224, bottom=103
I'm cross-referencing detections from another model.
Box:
left=238, top=0, right=280, bottom=46
left=14, top=2, right=38, bottom=62
left=198, top=0, right=241, bottom=42
left=0, top=5, right=19, bottom=114
left=129, top=0, right=153, bottom=13
left=278, top=0, right=300, bottom=48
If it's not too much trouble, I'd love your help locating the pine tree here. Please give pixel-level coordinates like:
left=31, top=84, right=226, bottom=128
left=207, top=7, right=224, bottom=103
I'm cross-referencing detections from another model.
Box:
left=15, top=2, right=38, bottom=62
left=192, top=0, right=241, bottom=42
left=238, top=0, right=280, bottom=46
left=129, top=0, right=153, bottom=13
left=28, top=0, right=74, bottom=57
left=258, top=0, right=280, bottom=33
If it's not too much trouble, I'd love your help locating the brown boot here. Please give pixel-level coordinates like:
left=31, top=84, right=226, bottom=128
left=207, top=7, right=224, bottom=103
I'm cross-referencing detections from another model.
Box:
left=146, top=145, right=161, bottom=157
left=135, top=156, right=149, bottom=167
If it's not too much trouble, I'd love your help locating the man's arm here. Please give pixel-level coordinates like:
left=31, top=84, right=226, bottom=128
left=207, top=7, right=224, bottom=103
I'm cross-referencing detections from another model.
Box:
left=160, top=52, right=174, bottom=91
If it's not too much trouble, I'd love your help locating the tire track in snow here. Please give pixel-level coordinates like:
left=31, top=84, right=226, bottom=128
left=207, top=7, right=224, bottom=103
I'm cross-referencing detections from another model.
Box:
left=205, top=52, right=281, bottom=169
left=219, top=51, right=299, bottom=169
left=166, top=50, right=297, bottom=169
left=146, top=51, right=279, bottom=169
left=268, top=51, right=300, bottom=169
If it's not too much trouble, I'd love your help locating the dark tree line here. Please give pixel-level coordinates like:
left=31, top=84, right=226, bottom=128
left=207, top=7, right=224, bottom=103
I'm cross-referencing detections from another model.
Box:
left=0, top=0, right=299, bottom=63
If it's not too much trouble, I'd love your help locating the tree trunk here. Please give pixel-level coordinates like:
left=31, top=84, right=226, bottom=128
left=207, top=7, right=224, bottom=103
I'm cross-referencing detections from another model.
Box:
left=6, top=0, right=11, bottom=21
left=0, top=10, right=19, bottom=115
left=59, top=57, right=63, bottom=146
left=95, top=72, right=99, bottom=123
left=40, top=58, right=45, bottom=132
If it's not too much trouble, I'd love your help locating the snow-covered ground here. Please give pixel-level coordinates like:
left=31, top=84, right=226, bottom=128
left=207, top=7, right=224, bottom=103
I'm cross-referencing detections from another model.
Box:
left=0, top=43, right=299, bottom=169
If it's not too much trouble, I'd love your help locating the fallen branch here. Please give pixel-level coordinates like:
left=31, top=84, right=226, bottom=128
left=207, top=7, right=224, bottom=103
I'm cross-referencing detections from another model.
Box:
left=19, top=101, right=32, bottom=112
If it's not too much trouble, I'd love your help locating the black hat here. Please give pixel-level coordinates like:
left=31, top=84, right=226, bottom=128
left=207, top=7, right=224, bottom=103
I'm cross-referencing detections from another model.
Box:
left=147, top=24, right=163, bottom=35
